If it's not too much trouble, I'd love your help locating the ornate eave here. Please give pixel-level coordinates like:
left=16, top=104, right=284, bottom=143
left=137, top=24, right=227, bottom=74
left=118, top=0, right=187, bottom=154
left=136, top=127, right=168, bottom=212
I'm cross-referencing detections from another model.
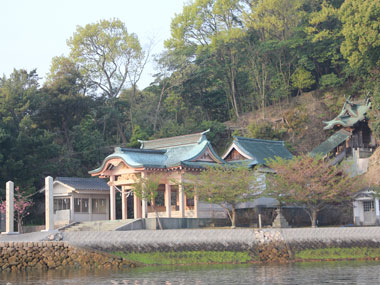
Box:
left=323, top=97, right=371, bottom=130
left=222, top=141, right=254, bottom=161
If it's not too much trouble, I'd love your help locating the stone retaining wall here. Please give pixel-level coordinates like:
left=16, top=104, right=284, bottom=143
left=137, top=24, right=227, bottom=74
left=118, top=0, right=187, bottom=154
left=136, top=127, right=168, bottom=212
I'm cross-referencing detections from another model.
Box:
left=3, top=227, right=380, bottom=270
left=0, top=241, right=137, bottom=272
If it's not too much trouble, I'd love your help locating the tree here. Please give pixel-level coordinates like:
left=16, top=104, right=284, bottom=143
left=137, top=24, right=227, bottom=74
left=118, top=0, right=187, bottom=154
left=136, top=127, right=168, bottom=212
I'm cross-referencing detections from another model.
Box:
left=166, top=0, right=244, bottom=118
left=132, top=174, right=163, bottom=230
left=291, top=67, right=315, bottom=95
left=339, top=0, right=380, bottom=73
left=0, top=187, right=33, bottom=233
left=67, top=18, right=142, bottom=100
left=0, top=69, right=58, bottom=194
left=266, top=154, right=361, bottom=227
left=67, top=19, right=143, bottom=143
left=184, top=166, right=262, bottom=228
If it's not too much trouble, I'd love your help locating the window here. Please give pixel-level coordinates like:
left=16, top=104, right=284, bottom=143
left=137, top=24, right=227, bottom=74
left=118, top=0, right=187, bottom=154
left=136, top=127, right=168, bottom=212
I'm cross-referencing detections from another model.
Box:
left=364, top=201, right=374, bottom=212
left=54, top=198, right=70, bottom=213
left=74, top=198, right=89, bottom=213
left=92, top=199, right=107, bottom=214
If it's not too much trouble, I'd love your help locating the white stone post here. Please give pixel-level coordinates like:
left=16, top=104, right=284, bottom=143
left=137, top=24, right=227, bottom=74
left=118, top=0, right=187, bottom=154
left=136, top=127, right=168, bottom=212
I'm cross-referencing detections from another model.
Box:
left=165, top=184, right=172, bottom=218
left=42, top=176, right=55, bottom=232
left=110, top=176, right=116, bottom=220
left=2, top=181, right=18, bottom=235
left=70, top=196, right=75, bottom=223
left=258, top=214, right=262, bottom=228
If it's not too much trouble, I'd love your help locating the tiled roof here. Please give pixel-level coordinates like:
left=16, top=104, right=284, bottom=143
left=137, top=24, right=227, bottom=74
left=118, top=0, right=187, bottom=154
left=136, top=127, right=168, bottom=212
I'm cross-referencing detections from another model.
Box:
left=232, top=137, right=293, bottom=165
left=56, top=177, right=109, bottom=191
left=309, top=129, right=351, bottom=157
left=139, top=130, right=209, bottom=149
left=89, top=131, right=225, bottom=174
left=323, top=98, right=371, bottom=130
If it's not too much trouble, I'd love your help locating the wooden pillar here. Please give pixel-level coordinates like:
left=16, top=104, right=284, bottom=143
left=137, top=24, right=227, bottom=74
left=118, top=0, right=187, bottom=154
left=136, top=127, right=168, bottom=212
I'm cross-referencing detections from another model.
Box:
left=110, top=175, right=116, bottom=220
left=133, top=193, right=142, bottom=219
left=165, top=184, right=172, bottom=218
left=178, top=175, right=185, bottom=218
left=2, top=181, right=18, bottom=235
left=89, top=195, right=93, bottom=221
left=194, top=191, right=199, bottom=219
left=141, top=172, right=147, bottom=219
left=121, top=186, right=128, bottom=220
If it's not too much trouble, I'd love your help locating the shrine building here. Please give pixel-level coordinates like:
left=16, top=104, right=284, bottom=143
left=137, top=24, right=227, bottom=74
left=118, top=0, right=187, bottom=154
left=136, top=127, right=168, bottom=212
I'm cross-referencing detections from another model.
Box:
left=89, top=130, right=227, bottom=220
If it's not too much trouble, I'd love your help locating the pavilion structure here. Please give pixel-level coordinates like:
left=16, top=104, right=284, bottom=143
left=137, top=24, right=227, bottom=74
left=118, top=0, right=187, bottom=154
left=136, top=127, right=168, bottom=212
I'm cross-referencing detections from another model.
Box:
left=89, top=130, right=226, bottom=220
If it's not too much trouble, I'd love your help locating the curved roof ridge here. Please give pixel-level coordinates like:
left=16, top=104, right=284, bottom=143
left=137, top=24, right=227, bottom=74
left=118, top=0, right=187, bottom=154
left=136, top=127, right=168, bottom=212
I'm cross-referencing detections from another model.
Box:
left=235, top=136, right=285, bottom=144
left=117, top=147, right=166, bottom=154
left=138, top=130, right=209, bottom=144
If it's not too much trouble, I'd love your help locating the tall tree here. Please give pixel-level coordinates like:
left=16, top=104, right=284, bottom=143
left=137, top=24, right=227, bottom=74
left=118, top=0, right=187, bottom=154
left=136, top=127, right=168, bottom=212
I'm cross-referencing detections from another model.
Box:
left=166, top=0, right=244, bottom=118
left=67, top=19, right=143, bottom=144
left=339, top=0, right=380, bottom=73
left=0, top=70, right=58, bottom=194
left=266, top=154, right=361, bottom=227
left=184, top=166, right=261, bottom=228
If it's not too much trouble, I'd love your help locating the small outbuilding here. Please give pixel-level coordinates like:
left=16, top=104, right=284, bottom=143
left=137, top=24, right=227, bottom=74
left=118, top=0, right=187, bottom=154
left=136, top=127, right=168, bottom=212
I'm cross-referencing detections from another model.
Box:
left=43, top=177, right=110, bottom=226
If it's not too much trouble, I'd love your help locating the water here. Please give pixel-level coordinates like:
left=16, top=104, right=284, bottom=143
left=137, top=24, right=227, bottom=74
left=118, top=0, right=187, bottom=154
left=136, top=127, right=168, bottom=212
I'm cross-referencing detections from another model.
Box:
left=1, top=261, right=380, bottom=284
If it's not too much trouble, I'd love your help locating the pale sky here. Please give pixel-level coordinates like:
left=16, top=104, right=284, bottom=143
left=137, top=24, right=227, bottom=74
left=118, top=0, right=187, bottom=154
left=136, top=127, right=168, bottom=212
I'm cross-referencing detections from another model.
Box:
left=0, top=0, right=188, bottom=89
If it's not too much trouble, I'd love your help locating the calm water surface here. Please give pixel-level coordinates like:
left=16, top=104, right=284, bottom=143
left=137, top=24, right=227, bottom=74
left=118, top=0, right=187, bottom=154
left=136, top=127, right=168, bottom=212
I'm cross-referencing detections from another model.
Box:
left=1, top=261, right=380, bottom=284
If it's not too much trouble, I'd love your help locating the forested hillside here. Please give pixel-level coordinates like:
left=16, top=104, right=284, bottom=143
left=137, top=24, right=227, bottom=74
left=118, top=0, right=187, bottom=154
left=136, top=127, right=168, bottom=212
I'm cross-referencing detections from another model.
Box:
left=0, top=0, right=379, bottom=195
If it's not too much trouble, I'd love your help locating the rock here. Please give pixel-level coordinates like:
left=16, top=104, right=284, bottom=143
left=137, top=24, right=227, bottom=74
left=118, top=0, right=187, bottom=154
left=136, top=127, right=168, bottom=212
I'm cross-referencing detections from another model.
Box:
left=8, top=256, right=18, bottom=266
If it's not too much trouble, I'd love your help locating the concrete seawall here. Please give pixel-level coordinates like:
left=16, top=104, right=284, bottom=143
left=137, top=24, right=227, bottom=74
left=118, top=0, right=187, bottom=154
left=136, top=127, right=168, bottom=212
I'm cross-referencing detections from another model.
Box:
left=59, top=227, right=380, bottom=262
left=1, top=227, right=380, bottom=270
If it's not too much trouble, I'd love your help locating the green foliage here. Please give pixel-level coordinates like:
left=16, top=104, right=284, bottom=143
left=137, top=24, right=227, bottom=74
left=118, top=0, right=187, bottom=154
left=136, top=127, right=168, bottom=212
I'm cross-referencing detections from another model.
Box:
left=266, top=154, right=362, bottom=227
left=291, top=68, right=315, bottom=95
left=132, top=174, right=161, bottom=200
left=247, top=122, right=285, bottom=141
left=128, top=125, right=149, bottom=148
left=184, top=166, right=262, bottom=227
left=339, top=0, right=380, bottom=73
left=296, top=247, right=380, bottom=260
left=68, top=18, right=142, bottom=99
left=319, top=73, right=344, bottom=89
left=113, top=251, right=252, bottom=265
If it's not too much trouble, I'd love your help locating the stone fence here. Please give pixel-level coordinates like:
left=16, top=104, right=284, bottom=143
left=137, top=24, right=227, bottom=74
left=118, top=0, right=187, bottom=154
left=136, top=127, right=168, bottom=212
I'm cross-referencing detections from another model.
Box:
left=0, top=241, right=137, bottom=272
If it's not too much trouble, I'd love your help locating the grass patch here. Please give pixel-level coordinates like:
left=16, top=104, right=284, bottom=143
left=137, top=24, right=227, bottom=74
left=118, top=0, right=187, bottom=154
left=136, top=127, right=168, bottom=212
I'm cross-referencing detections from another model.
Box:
left=112, top=251, right=252, bottom=265
left=295, top=247, right=380, bottom=260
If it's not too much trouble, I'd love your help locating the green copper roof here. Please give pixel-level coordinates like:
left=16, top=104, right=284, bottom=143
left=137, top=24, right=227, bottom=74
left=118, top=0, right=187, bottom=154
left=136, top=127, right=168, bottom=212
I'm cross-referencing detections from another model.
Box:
left=310, top=129, right=351, bottom=157
left=139, top=130, right=209, bottom=149
left=89, top=131, right=225, bottom=174
left=233, top=137, right=293, bottom=165
left=323, top=97, right=371, bottom=130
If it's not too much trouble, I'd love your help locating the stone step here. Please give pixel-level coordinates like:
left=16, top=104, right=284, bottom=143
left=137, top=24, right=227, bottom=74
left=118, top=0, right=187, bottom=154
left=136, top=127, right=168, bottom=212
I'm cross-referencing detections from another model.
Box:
left=62, top=219, right=137, bottom=232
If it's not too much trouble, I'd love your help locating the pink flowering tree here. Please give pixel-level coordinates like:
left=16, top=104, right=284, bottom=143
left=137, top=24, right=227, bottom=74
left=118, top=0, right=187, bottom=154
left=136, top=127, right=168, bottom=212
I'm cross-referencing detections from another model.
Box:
left=0, top=187, right=34, bottom=233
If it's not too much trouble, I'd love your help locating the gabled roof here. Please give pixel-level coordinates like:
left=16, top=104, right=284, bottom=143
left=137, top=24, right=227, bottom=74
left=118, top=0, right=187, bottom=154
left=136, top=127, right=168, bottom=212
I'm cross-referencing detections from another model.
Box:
left=310, top=129, right=351, bottom=157
left=139, top=130, right=209, bottom=149
left=323, top=97, right=371, bottom=130
left=223, top=136, right=293, bottom=165
left=89, top=131, right=225, bottom=175
left=55, top=177, right=109, bottom=191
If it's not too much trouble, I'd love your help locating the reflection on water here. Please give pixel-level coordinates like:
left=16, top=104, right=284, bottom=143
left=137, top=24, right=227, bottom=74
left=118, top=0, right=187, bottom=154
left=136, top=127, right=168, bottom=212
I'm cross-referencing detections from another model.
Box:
left=1, top=261, right=380, bottom=284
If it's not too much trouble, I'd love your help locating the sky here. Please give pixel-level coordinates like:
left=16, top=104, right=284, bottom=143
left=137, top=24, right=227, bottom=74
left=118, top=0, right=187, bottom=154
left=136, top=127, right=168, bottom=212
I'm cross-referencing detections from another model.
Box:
left=0, top=0, right=188, bottom=89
